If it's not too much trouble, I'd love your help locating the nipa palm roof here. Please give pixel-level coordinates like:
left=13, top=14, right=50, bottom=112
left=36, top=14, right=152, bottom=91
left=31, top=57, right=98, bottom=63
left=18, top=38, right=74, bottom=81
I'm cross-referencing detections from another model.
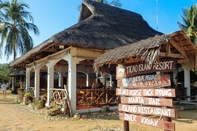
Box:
left=9, top=0, right=161, bottom=68
left=94, top=30, right=197, bottom=71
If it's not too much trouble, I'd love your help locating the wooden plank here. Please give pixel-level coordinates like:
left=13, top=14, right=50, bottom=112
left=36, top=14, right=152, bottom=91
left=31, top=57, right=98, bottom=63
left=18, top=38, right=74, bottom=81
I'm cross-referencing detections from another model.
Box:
left=159, top=52, right=184, bottom=59
left=119, top=112, right=175, bottom=131
left=118, top=104, right=175, bottom=117
left=117, top=74, right=171, bottom=88
left=64, top=85, right=73, bottom=117
left=116, top=60, right=176, bottom=79
left=121, top=97, right=173, bottom=107
left=165, top=42, right=171, bottom=57
left=116, top=88, right=176, bottom=97
left=63, top=99, right=68, bottom=115
left=78, top=92, right=90, bottom=104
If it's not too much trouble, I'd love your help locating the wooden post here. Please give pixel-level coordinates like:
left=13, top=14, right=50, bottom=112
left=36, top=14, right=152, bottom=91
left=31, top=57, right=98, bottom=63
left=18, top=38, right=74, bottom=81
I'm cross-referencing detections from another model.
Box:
left=163, top=117, right=172, bottom=131
left=158, top=71, right=172, bottom=131
left=106, top=90, right=108, bottom=103
left=124, top=121, right=129, bottom=131
left=116, top=61, right=176, bottom=131
left=91, top=91, right=93, bottom=104
left=63, top=99, right=68, bottom=115
left=64, top=85, right=73, bottom=117
left=23, top=96, right=28, bottom=105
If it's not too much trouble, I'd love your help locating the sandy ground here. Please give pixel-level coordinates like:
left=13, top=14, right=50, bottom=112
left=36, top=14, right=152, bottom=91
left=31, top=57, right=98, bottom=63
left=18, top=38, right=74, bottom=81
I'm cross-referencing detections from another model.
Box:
left=0, top=90, right=197, bottom=131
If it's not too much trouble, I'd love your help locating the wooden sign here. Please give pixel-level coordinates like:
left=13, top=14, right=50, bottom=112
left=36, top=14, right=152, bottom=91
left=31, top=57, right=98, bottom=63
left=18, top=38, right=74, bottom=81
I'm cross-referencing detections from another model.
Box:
left=116, top=59, right=176, bottom=79
left=117, top=74, right=171, bottom=88
left=116, top=88, right=176, bottom=97
left=119, top=113, right=175, bottom=131
left=119, top=104, right=175, bottom=117
left=116, top=59, right=176, bottom=131
left=121, top=96, right=173, bottom=107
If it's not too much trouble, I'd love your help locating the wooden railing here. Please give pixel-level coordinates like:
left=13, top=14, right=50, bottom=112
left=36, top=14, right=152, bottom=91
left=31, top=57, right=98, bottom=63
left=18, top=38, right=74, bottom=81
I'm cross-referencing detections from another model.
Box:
left=26, top=87, right=119, bottom=109
left=50, top=88, right=66, bottom=105
left=27, top=87, right=35, bottom=96
left=26, top=87, right=47, bottom=97
left=76, top=88, right=119, bottom=107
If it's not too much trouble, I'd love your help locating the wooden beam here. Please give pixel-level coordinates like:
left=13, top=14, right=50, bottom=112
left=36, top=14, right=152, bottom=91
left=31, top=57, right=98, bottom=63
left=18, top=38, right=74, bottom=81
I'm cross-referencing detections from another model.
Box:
left=46, top=47, right=57, bottom=52
left=35, top=55, right=42, bottom=59
left=165, top=42, right=171, bottom=57
left=159, top=52, right=184, bottom=59
left=72, top=56, right=97, bottom=60
left=178, top=59, right=187, bottom=64
left=169, top=39, right=189, bottom=61
left=26, top=47, right=71, bottom=67
left=188, top=54, right=195, bottom=68
left=122, top=57, right=142, bottom=64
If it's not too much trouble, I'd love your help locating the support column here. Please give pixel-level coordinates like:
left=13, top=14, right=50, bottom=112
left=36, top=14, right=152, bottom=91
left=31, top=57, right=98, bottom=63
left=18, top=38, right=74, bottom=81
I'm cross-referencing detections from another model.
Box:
left=109, top=75, right=113, bottom=87
left=11, top=77, right=15, bottom=91
left=63, top=48, right=77, bottom=113
left=104, top=74, right=106, bottom=86
left=58, top=72, right=63, bottom=87
left=34, top=68, right=40, bottom=99
left=67, top=54, right=77, bottom=113
left=184, top=69, right=190, bottom=101
left=96, top=73, right=99, bottom=82
left=25, top=67, right=31, bottom=91
left=45, top=61, right=55, bottom=106
left=86, top=73, right=89, bottom=87
left=173, top=68, right=178, bottom=88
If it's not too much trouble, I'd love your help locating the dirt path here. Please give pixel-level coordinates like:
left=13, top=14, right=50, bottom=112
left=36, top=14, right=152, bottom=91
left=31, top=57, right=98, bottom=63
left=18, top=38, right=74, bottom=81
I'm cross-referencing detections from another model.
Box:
left=0, top=90, right=197, bottom=131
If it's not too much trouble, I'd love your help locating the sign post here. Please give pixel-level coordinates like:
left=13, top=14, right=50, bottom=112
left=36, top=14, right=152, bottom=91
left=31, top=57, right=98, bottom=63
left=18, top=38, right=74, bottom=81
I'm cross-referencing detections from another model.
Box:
left=116, top=60, right=176, bottom=131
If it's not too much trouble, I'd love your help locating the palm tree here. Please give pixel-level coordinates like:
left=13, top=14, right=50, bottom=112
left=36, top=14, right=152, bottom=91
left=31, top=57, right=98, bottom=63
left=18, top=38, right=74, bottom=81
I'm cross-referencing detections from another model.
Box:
left=177, top=5, right=197, bottom=96
left=177, top=5, right=197, bottom=46
left=0, top=0, right=39, bottom=60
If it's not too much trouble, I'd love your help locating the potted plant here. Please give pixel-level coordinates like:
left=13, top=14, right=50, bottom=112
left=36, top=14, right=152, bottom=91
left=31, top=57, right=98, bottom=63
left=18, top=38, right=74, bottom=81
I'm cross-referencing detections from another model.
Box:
left=23, top=92, right=32, bottom=105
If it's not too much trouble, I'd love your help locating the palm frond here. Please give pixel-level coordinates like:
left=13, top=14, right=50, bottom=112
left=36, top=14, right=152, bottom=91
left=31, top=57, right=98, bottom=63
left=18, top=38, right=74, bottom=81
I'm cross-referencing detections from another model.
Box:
left=178, top=5, right=197, bottom=45
left=0, top=0, right=39, bottom=60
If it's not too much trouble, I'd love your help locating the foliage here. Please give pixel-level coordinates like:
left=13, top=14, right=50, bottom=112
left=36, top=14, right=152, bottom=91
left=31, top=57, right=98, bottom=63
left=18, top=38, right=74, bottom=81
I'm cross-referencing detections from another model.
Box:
left=35, top=98, right=44, bottom=109
left=0, top=0, right=39, bottom=60
left=93, top=0, right=122, bottom=7
left=177, top=5, right=197, bottom=45
left=24, top=92, right=30, bottom=97
left=0, top=63, right=10, bottom=83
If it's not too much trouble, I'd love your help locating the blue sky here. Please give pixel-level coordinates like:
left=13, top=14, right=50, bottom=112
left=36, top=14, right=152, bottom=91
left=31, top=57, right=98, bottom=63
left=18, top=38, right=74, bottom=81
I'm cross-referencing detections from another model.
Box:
left=1, top=0, right=196, bottom=64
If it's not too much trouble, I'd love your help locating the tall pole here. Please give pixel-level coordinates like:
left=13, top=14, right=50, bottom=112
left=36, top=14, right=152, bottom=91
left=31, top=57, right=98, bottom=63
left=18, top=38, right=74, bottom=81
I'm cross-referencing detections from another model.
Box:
left=156, top=0, right=158, bottom=31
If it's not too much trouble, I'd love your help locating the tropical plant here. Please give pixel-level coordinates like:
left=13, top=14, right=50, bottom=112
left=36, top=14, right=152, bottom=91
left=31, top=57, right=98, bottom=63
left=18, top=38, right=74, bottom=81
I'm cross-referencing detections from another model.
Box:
left=24, top=92, right=30, bottom=97
left=0, top=0, right=39, bottom=60
left=0, top=63, right=10, bottom=83
left=177, top=5, right=197, bottom=45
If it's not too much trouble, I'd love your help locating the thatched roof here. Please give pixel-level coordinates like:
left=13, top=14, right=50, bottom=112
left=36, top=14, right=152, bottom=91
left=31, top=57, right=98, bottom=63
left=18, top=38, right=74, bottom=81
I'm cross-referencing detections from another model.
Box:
left=8, top=69, right=26, bottom=77
left=9, top=0, right=161, bottom=68
left=94, top=30, right=197, bottom=71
